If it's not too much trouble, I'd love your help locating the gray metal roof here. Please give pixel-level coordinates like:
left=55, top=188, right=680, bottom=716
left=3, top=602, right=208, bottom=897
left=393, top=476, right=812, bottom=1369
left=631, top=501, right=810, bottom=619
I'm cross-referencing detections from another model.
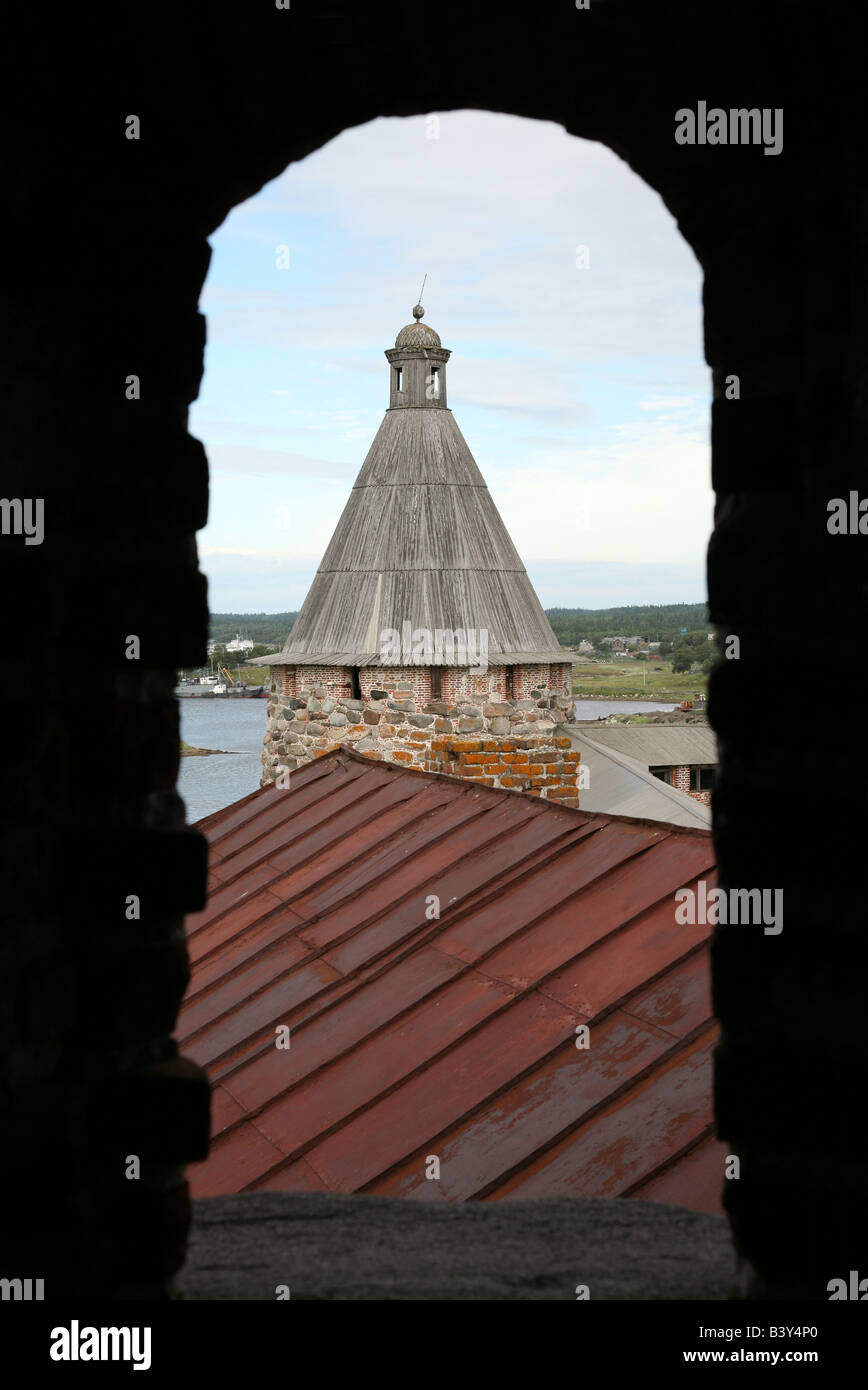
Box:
left=559, top=727, right=712, bottom=828
left=571, top=723, right=718, bottom=768
left=271, top=395, right=566, bottom=667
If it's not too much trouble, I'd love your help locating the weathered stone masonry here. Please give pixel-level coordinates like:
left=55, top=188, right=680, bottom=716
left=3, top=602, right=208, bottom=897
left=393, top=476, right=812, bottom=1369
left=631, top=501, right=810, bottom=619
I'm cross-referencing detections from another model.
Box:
left=11, top=0, right=863, bottom=1300
left=263, top=666, right=581, bottom=804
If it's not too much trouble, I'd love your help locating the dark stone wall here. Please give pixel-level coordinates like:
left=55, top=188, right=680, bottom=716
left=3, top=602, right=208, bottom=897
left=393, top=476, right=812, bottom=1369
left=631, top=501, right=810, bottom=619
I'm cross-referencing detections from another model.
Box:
left=2, top=0, right=864, bottom=1296
left=181, top=1192, right=733, bottom=1301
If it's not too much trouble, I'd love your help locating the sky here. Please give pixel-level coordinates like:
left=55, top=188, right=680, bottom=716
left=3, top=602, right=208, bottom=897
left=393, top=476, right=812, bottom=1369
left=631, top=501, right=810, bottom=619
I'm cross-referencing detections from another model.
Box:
left=191, top=110, right=712, bottom=614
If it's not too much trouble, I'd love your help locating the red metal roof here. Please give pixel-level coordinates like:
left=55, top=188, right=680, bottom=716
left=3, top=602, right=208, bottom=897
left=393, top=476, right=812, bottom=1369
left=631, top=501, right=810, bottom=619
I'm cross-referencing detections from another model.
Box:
left=181, top=748, right=725, bottom=1213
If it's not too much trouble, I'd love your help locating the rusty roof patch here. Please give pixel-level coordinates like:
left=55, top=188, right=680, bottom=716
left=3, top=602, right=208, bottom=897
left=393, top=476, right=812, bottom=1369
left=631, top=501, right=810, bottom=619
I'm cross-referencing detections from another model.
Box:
left=181, top=748, right=721, bottom=1213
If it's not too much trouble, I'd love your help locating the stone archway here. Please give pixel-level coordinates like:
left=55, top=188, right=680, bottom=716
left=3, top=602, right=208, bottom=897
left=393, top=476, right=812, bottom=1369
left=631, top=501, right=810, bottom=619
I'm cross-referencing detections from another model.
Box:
left=4, top=1, right=864, bottom=1299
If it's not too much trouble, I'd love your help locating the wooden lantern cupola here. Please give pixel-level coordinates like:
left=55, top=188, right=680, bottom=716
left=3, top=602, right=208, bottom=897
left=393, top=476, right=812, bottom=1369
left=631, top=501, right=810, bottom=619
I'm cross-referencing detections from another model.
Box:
left=385, top=303, right=450, bottom=409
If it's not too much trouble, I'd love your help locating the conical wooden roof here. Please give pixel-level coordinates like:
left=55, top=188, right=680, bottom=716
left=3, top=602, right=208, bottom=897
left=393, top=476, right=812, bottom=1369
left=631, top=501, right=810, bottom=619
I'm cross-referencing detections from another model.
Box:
left=266, top=319, right=565, bottom=667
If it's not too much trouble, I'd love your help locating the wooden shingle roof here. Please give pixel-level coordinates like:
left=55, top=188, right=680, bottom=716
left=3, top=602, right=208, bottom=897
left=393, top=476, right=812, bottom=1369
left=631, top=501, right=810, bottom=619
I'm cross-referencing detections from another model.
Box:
left=266, top=352, right=566, bottom=667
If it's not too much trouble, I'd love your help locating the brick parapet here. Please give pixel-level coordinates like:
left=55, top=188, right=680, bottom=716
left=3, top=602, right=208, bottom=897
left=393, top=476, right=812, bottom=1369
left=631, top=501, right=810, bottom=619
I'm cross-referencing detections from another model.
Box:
left=262, top=664, right=579, bottom=802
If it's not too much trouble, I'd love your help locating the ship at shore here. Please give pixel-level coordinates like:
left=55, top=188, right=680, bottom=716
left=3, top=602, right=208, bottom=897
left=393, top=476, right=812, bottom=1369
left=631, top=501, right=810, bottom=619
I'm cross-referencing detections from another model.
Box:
left=175, top=676, right=267, bottom=698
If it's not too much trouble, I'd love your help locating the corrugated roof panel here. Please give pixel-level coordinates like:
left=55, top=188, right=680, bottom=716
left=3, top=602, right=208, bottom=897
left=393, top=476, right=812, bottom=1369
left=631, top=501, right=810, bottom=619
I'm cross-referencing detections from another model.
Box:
left=575, top=724, right=718, bottom=768
left=181, top=958, right=345, bottom=1071
left=629, top=1135, right=730, bottom=1214
left=488, top=1029, right=717, bottom=1201
left=297, top=991, right=578, bottom=1195
left=560, top=728, right=712, bottom=826
left=367, top=1009, right=675, bottom=1201
left=250, top=969, right=519, bottom=1166
left=193, top=1119, right=288, bottom=1199
left=542, top=905, right=710, bottom=1020
left=183, top=749, right=722, bottom=1214
left=622, top=945, right=714, bottom=1039
left=475, top=839, right=716, bottom=994
left=218, top=946, right=468, bottom=1116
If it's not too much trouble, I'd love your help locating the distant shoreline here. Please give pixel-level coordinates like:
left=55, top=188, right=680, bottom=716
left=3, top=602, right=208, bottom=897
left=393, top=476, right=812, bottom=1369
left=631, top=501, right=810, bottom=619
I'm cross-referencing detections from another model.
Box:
left=573, top=696, right=680, bottom=703
left=180, top=740, right=231, bottom=757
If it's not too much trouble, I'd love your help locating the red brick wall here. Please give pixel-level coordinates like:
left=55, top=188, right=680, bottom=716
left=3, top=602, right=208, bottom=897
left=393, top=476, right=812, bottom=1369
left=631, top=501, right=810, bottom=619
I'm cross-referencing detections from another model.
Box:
left=440, top=667, right=506, bottom=701
left=667, top=764, right=712, bottom=806
left=271, top=663, right=573, bottom=707
left=550, top=662, right=573, bottom=695
left=512, top=664, right=554, bottom=697
left=360, top=666, right=432, bottom=703
left=277, top=665, right=355, bottom=699
left=427, top=737, right=581, bottom=807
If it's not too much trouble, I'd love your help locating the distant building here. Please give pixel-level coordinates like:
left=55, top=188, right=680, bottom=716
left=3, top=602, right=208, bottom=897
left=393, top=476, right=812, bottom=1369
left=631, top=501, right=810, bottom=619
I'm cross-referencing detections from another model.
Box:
left=571, top=724, right=718, bottom=807
left=577, top=639, right=594, bottom=653
left=259, top=303, right=578, bottom=801
left=557, top=727, right=711, bottom=827
left=226, top=634, right=255, bottom=653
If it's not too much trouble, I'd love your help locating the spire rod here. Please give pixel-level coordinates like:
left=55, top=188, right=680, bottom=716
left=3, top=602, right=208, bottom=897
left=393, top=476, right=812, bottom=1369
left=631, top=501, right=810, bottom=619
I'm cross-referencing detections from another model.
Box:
left=417, top=273, right=427, bottom=305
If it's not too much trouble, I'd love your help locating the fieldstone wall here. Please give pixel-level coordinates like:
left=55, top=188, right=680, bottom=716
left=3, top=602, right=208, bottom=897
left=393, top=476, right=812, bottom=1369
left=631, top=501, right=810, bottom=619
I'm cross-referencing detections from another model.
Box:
left=180, top=1191, right=733, bottom=1301
left=10, top=0, right=864, bottom=1304
left=262, top=667, right=579, bottom=802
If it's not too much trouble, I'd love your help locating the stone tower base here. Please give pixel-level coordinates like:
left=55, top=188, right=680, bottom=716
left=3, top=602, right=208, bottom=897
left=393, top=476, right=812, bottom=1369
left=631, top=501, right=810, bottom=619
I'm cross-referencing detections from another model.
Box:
left=262, top=673, right=581, bottom=805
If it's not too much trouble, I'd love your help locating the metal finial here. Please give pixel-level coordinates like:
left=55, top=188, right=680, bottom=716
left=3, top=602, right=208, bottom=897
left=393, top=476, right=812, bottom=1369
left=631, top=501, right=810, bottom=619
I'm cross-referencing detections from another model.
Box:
left=413, top=273, right=428, bottom=319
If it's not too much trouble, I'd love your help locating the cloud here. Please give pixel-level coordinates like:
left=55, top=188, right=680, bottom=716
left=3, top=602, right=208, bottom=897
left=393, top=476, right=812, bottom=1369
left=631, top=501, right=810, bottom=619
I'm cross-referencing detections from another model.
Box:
left=493, top=418, right=712, bottom=566
left=197, top=549, right=706, bottom=613
left=636, top=394, right=697, bottom=411
left=198, top=549, right=321, bottom=611
left=192, top=109, right=711, bottom=605
left=447, top=357, right=590, bottom=425
left=526, top=560, right=707, bottom=608
left=205, top=442, right=356, bottom=479
left=202, top=111, right=704, bottom=368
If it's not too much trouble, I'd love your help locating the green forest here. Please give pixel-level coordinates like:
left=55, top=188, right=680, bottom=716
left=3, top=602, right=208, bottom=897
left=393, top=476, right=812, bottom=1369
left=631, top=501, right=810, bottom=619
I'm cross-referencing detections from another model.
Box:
left=545, top=603, right=708, bottom=645
left=210, top=603, right=710, bottom=652
left=210, top=612, right=298, bottom=646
